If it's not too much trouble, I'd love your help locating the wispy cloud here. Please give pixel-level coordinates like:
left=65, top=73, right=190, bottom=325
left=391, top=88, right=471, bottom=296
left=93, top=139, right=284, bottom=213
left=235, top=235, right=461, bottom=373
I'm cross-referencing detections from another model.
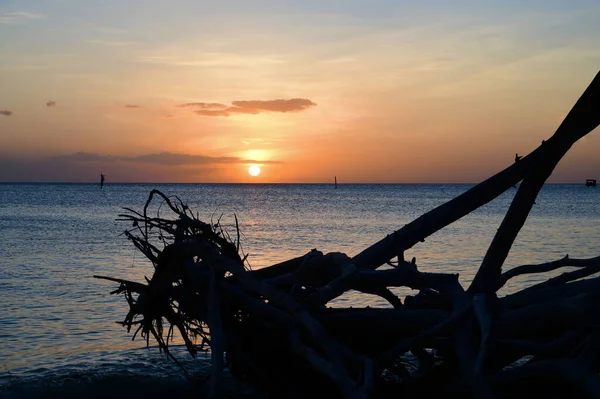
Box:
left=46, top=101, right=56, bottom=107
left=84, top=22, right=128, bottom=35
left=177, top=102, right=225, bottom=109
left=50, top=152, right=282, bottom=166
left=0, top=110, right=13, bottom=116
left=0, top=11, right=44, bottom=24
left=233, top=99, right=316, bottom=113
left=0, top=154, right=245, bottom=182
left=86, top=39, right=135, bottom=46
left=179, top=99, right=317, bottom=117
left=137, top=53, right=284, bottom=68
left=124, top=104, right=143, bottom=109
left=51, top=153, right=119, bottom=162
left=126, top=153, right=239, bottom=166
left=0, top=65, right=50, bottom=71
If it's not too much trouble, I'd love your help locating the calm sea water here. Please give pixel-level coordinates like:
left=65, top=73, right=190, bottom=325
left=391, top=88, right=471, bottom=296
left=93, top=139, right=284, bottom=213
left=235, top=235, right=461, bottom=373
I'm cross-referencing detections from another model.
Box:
left=1, top=183, right=599, bottom=397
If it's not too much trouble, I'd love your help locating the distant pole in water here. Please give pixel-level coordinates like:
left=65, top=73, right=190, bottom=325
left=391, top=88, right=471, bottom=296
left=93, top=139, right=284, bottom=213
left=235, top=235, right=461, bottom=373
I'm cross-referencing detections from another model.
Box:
left=334, top=176, right=337, bottom=189
left=100, top=173, right=105, bottom=189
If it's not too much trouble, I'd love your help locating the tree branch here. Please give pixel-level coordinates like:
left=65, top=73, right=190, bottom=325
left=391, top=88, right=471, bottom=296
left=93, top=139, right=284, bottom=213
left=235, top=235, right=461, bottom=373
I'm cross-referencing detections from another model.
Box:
left=470, top=71, right=600, bottom=296
left=499, top=255, right=600, bottom=288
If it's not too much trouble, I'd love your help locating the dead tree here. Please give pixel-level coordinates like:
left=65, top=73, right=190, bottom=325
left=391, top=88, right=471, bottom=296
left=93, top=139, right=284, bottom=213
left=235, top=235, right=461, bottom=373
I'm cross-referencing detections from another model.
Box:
left=96, top=70, right=600, bottom=398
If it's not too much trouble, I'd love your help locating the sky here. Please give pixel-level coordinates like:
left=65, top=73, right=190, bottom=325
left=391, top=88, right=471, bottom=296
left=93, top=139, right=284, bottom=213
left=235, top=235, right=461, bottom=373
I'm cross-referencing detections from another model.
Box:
left=1, top=0, right=599, bottom=183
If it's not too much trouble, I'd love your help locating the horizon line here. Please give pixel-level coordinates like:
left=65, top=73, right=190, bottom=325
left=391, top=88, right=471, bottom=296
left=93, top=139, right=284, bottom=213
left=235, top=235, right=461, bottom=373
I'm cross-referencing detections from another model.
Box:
left=0, top=181, right=593, bottom=185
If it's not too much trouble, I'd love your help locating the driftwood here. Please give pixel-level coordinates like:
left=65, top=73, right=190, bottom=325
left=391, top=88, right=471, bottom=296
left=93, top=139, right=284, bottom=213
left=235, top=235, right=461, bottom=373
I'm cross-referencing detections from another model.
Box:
left=96, top=70, right=600, bottom=398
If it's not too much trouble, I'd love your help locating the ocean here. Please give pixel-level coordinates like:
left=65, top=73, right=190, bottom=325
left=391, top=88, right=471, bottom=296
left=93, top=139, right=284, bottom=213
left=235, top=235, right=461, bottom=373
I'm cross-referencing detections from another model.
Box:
left=1, top=183, right=599, bottom=397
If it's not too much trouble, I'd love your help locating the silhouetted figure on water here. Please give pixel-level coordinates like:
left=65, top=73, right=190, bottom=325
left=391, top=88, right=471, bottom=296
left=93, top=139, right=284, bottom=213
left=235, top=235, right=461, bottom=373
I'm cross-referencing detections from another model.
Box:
left=100, top=173, right=105, bottom=189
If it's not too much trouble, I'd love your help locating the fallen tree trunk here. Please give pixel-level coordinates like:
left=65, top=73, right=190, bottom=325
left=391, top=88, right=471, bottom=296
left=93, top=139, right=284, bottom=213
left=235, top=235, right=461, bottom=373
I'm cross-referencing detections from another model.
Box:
left=354, top=71, right=600, bottom=273
left=96, top=70, right=600, bottom=398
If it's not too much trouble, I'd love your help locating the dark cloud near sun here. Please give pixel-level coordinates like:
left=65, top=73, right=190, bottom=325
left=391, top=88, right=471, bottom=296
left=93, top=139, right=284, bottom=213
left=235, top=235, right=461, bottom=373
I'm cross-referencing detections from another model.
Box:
left=126, top=152, right=239, bottom=166
left=0, top=151, right=282, bottom=181
left=178, top=98, right=316, bottom=117
left=51, top=152, right=120, bottom=162
left=48, top=151, right=282, bottom=166
left=0, top=110, right=13, bottom=116
left=46, top=101, right=56, bottom=107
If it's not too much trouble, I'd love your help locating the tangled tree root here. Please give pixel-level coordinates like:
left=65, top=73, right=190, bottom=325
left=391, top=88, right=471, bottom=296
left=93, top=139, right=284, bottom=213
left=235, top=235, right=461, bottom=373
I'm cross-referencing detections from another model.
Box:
left=96, top=70, right=600, bottom=398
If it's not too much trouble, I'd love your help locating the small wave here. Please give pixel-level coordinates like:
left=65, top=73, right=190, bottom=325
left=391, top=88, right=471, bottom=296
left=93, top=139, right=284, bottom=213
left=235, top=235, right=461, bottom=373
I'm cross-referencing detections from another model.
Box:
left=0, top=346, right=258, bottom=399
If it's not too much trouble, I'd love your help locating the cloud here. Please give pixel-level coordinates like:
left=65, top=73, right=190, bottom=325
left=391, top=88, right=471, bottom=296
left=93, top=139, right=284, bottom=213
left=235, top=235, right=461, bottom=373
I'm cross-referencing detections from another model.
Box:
left=193, top=109, right=237, bottom=117
left=0, top=110, right=13, bottom=116
left=125, top=152, right=239, bottom=166
left=0, top=11, right=44, bottom=24
left=137, top=54, right=284, bottom=68
left=179, top=98, right=317, bottom=117
left=86, top=39, right=135, bottom=46
left=177, top=102, right=225, bottom=109
left=83, top=22, right=128, bottom=35
left=0, top=152, right=284, bottom=182
left=0, top=155, right=221, bottom=182
left=46, top=101, right=56, bottom=107
left=124, top=104, right=143, bottom=108
left=1, top=65, right=50, bottom=71
left=241, top=159, right=282, bottom=164
left=51, top=152, right=120, bottom=162
left=48, top=151, right=283, bottom=166
left=233, top=99, right=316, bottom=113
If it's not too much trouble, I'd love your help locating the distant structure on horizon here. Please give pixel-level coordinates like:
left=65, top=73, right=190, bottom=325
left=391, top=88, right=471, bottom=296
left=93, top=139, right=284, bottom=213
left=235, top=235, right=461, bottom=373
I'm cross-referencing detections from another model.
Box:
left=334, top=176, right=337, bottom=189
left=100, top=173, right=105, bottom=189
left=586, top=179, right=596, bottom=187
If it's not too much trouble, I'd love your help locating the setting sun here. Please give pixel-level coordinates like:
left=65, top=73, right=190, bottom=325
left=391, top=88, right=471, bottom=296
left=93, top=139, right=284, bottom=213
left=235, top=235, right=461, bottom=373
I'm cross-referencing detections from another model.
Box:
left=248, top=165, right=261, bottom=176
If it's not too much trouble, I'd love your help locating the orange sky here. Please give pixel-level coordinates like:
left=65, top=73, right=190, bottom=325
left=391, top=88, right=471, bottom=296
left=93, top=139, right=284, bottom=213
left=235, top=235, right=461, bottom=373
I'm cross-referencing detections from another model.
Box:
left=1, top=1, right=599, bottom=183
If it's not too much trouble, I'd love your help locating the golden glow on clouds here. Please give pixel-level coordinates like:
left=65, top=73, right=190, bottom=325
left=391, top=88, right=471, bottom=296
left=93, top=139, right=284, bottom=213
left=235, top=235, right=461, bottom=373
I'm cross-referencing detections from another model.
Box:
left=241, top=149, right=273, bottom=163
